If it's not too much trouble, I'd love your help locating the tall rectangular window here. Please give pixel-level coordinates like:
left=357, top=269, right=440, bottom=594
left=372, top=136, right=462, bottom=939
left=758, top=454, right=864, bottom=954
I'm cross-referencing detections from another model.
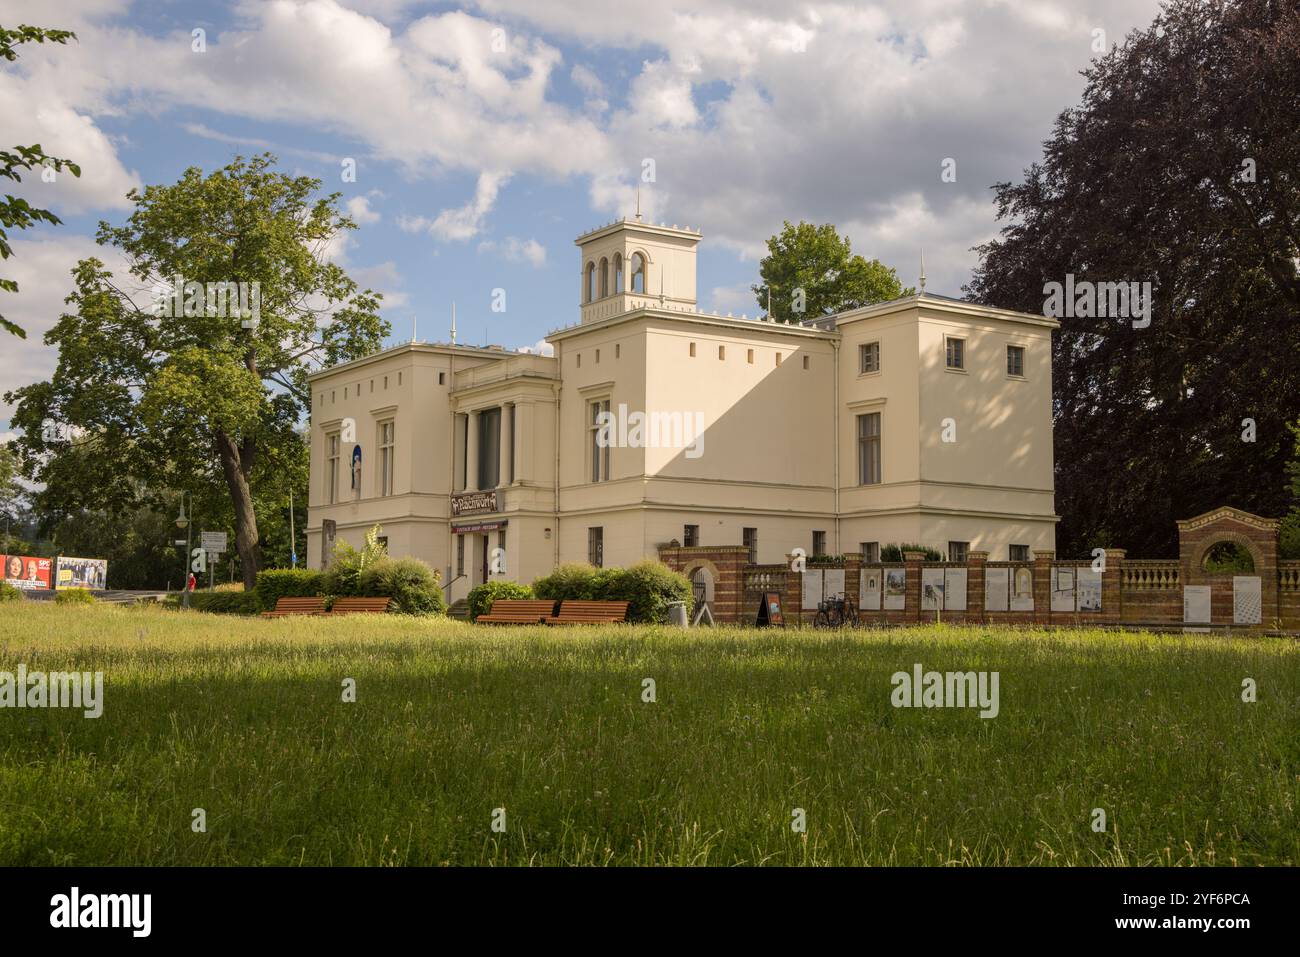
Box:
left=683, top=524, right=699, bottom=547
left=477, top=407, right=501, bottom=490
left=1007, top=344, right=1025, bottom=377
left=589, top=399, right=611, bottom=483
left=857, top=412, right=881, bottom=485
left=588, top=527, right=604, bottom=567
left=456, top=534, right=465, bottom=577
left=812, top=530, right=827, bottom=557
left=861, top=541, right=880, bottom=563
left=946, top=336, right=966, bottom=370
left=859, top=341, right=880, bottom=374
left=378, top=420, right=395, bottom=496
left=743, top=527, right=758, bottom=564
left=507, top=404, right=516, bottom=484
left=948, top=541, right=970, bottom=563
left=326, top=433, right=340, bottom=505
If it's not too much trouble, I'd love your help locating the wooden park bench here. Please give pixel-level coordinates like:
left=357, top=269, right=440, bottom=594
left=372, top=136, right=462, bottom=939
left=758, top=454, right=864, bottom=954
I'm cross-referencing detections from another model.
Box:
left=544, top=600, right=630, bottom=625
left=260, top=596, right=326, bottom=618
left=476, top=599, right=556, bottom=624
left=328, top=597, right=392, bottom=616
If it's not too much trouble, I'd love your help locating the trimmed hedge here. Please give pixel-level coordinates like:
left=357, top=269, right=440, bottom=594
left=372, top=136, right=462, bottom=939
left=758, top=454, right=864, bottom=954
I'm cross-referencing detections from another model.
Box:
left=880, top=543, right=943, bottom=562
left=190, top=591, right=262, bottom=615
left=357, top=557, right=447, bottom=616
left=54, top=588, right=96, bottom=605
left=254, top=569, right=325, bottom=611
left=466, top=580, right=534, bottom=621
left=531, top=560, right=692, bottom=624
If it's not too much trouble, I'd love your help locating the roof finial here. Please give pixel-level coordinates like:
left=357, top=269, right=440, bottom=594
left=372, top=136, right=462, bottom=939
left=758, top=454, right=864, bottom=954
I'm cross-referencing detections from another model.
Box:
left=919, top=250, right=927, bottom=295
left=450, top=302, right=457, bottom=345
left=412, top=313, right=418, bottom=343
left=766, top=285, right=772, bottom=321
left=635, top=186, right=642, bottom=222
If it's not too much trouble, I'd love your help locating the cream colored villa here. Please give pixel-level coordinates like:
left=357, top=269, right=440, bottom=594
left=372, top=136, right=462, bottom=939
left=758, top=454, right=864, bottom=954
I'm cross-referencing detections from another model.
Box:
left=306, top=218, right=1059, bottom=603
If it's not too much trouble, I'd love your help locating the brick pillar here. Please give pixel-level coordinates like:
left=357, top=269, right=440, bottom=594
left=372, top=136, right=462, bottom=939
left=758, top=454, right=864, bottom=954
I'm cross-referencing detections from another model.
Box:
left=784, top=556, right=804, bottom=627
left=844, top=553, right=862, bottom=611
left=968, top=551, right=988, bottom=624
left=903, top=550, right=926, bottom=623
left=1102, top=548, right=1125, bottom=624
left=1033, top=550, right=1055, bottom=625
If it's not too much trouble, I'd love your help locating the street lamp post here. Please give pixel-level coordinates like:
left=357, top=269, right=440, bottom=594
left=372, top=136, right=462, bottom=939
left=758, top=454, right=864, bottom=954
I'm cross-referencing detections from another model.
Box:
left=175, top=493, right=191, bottom=609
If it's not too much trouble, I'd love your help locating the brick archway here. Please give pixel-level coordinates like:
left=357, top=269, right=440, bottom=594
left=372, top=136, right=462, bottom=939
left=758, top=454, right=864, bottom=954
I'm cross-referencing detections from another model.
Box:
left=1190, top=531, right=1262, bottom=575
left=681, top=559, right=719, bottom=604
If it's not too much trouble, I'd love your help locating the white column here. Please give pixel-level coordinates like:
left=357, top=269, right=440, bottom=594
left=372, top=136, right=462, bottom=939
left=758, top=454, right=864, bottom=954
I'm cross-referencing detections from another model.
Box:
left=466, top=410, right=480, bottom=491
left=499, top=403, right=513, bottom=488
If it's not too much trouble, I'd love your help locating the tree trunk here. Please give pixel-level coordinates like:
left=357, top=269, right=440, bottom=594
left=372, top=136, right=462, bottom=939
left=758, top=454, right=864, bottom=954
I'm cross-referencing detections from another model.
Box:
left=216, top=431, right=262, bottom=589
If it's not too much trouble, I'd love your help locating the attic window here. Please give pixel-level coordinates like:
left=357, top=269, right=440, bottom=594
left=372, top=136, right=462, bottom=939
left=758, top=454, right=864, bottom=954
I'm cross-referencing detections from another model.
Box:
left=803, top=356, right=810, bottom=370
left=689, top=342, right=696, bottom=358
left=718, top=345, right=725, bottom=360
left=747, top=349, right=754, bottom=364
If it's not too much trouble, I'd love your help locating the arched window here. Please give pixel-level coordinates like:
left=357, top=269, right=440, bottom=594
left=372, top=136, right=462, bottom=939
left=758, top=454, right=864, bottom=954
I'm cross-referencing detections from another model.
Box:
left=613, top=253, right=623, bottom=293
left=631, top=253, right=646, bottom=294
left=599, top=258, right=609, bottom=298
left=584, top=262, right=595, bottom=303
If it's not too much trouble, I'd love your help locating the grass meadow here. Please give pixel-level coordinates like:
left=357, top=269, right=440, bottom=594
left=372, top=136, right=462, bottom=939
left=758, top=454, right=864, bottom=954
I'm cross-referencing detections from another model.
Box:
left=0, top=602, right=1296, bottom=866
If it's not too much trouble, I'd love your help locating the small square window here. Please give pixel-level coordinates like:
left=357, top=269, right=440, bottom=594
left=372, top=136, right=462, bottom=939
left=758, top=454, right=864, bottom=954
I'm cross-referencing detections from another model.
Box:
left=1007, top=344, right=1025, bottom=377
left=861, top=542, right=880, bottom=564
left=860, top=342, right=880, bottom=374
left=812, top=530, right=827, bottom=557
left=945, top=337, right=966, bottom=370
left=1010, top=544, right=1030, bottom=562
left=948, top=541, right=970, bottom=563
left=683, top=524, right=699, bottom=547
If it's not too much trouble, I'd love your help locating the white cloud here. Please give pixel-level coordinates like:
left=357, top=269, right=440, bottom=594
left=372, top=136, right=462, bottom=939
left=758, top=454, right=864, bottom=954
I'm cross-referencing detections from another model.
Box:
left=477, top=236, right=546, bottom=268
left=346, top=195, right=381, bottom=225
left=517, top=338, right=554, bottom=356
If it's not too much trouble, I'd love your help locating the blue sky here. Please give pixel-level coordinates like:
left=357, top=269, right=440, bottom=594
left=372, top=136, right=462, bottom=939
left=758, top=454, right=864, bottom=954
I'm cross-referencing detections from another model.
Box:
left=2, top=0, right=1166, bottom=433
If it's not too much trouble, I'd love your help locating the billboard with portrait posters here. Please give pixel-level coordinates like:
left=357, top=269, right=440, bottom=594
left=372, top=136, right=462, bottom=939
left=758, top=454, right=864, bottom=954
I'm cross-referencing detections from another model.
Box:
left=55, top=556, right=108, bottom=590
left=1, top=554, right=53, bottom=590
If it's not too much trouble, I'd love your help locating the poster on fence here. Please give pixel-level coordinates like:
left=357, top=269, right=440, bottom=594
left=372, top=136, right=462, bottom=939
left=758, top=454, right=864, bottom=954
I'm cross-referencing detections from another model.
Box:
left=884, top=569, right=906, bottom=609
left=1233, top=576, right=1261, bottom=625
left=1051, top=567, right=1076, bottom=612
left=823, top=568, right=845, bottom=603
left=1077, top=568, right=1103, bottom=612
left=801, top=569, right=824, bottom=610
left=945, top=568, right=968, bottom=610
left=985, top=567, right=1009, bottom=611
left=859, top=568, right=881, bottom=610
left=2, top=555, right=52, bottom=590
left=1011, top=566, right=1035, bottom=611
left=1184, top=585, right=1211, bottom=624
left=56, top=556, right=107, bottom=590
left=921, top=567, right=945, bottom=610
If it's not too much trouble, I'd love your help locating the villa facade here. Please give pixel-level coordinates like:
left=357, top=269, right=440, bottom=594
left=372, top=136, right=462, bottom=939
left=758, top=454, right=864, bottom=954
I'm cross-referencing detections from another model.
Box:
left=305, top=219, right=1059, bottom=603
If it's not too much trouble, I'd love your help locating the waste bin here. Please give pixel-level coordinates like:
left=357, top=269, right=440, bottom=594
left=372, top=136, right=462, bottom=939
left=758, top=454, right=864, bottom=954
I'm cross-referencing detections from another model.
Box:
left=666, top=601, right=688, bottom=627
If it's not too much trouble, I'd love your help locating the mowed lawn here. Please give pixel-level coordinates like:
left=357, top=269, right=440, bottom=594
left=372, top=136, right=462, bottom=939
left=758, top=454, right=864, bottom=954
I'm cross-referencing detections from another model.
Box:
left=0, top=603, right=1296, bottom=866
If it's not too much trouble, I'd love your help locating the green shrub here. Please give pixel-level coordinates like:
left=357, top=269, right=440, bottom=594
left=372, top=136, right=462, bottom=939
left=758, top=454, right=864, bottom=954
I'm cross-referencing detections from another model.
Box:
left=190, top=591, right=262, bottom=615
left=0, top=582, right=24, bottom=603
left=467, top=580, right=534, bottom=621
left=357, top=556, right=446, bottom=616
left=322, top=525, right=388, bottom=597
left=255, top=568, right=325, bottom=611
left=531, top=560, right=693, bottom=624
left=880, top=543, right=943, bottom=562
left=54, top=588, right=96, bottom=605
left=531, top=563, right=603, bottom=602
left=615, top=560, right=693, bottom=623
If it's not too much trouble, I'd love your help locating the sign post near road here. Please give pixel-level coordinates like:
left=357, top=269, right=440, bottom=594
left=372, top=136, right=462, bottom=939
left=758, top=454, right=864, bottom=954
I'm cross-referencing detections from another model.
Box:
left=201, top=532, right=227, bottom=591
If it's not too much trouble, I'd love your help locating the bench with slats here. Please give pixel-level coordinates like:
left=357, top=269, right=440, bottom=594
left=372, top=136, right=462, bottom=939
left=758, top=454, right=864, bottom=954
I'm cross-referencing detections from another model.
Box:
left=477, top=599, right=556, bottom=624
left=260, top=596, right=326, bottom=618
left=544, top=600, right=630, bottom=625
left=329, top=597, right=392, bottom=615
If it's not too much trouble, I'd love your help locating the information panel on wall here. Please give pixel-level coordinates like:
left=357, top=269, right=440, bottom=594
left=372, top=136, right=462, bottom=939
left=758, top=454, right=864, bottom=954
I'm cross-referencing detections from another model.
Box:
left=984, top=567, right=1009, bottom=611
left=859, top=568, right=882, bottom=611
left=1233, top=576, right=1262, bottom=625
left=884, top=569, right=906, bottom=609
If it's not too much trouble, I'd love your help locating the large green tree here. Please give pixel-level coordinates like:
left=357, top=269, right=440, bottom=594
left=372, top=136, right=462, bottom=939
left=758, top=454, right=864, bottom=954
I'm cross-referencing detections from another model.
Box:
left=967, top=0, right=1300, bottom=557
left=5, top=154, right=385, bottom=586
left=1, top=24, right=81, bottom=337
left=753, top=221, right=912, bottom=322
